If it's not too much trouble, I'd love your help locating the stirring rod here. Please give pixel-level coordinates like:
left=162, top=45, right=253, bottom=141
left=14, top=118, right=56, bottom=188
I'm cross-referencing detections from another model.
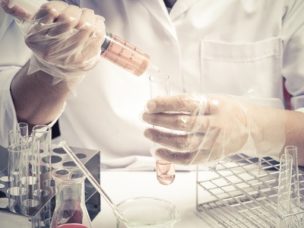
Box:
left=60, top=141, right=126, bottom=223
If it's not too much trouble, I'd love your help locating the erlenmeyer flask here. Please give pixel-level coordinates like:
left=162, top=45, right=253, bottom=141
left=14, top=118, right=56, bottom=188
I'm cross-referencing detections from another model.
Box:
left=50, top=168, right=92, bottom=228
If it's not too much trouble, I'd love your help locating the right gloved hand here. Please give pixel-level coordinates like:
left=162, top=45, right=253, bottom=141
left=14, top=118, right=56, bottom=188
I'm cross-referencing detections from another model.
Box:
left=2, top=0, right=106, bottom=84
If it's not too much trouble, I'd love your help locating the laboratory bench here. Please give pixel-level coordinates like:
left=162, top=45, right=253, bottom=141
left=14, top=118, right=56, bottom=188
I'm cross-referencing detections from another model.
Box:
left=1, top=144, right=304, bottom=228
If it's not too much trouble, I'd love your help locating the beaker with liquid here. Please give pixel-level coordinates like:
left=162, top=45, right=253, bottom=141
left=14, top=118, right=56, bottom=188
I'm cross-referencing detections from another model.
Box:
left=149, top=72, right=176, bottom=185
left=116, top=197, right=178, bottom=228
left=50, top=168, right=92, bottom=228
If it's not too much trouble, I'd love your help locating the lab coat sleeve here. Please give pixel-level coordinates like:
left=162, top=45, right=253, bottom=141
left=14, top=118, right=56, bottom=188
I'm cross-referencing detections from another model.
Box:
left=0, top=11, right=62, bottom=147
left=282, top=0, right=304, bottom=110
left=0, top=12, right=22, bottom=147
left=0, top=68, right=19, bottom=147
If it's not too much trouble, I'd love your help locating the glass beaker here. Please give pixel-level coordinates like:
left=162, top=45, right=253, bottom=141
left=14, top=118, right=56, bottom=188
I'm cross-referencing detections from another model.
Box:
left=116, top=197, right=178, bottom=228
left=50, top=168, right=92, bottom=228
left=149, top=72, right=176, bottom=185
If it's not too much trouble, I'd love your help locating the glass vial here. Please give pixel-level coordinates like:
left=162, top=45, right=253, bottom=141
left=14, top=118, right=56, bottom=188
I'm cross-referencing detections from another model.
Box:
left=149, top=72, right=176, bottom=185
left=50, top=168, right=92, bottom=228
left=101, top=33, right=150, bottom=76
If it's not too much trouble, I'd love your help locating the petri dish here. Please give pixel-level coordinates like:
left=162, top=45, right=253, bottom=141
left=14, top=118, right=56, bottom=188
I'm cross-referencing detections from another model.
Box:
left=116, top=197, right=178, bottom=228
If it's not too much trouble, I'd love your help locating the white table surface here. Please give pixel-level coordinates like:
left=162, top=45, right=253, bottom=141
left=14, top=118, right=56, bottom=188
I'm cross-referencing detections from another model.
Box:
left=92, top=170, right=211, bottom=228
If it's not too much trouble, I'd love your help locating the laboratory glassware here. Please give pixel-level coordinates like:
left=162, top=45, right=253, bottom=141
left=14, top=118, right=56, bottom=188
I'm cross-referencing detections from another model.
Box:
left=20, top=124, right=52, bottom=216
left=50, top=167, right=92, bottom=228
left=7, top=122, right=29, bottom=212
left=277, top=145, right=302, bottom=227
left=61, top=142, right=179, bottom=226
left=7, top=135, right=22, bottom=212
left=60, top=142, right=125, bottom=222
left=116, top=197, right=178, bottom=228
left=10, top=0, right=151, bottom=76
left=149, top=72, right=176, bottom=185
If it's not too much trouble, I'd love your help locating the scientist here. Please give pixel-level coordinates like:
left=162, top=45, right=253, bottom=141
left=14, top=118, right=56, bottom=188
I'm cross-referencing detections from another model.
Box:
left=1, top=0, right=304, bottom=167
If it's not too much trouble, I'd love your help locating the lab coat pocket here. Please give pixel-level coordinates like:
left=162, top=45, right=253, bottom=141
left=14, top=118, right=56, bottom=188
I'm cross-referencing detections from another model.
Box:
left=200, top=38, right=282, bottom=97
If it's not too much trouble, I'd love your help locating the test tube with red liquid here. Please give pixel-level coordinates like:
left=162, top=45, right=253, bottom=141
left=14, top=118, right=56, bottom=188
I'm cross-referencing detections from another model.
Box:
left=149, top=72, right=176, bottom=185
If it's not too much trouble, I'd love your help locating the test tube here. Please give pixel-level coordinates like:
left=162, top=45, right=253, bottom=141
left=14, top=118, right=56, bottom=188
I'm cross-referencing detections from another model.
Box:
left=20, top=125, right=51, bottom=215
left=149, top=72, right=176, bottom=185
left=7, top=122, right=29, bottom=212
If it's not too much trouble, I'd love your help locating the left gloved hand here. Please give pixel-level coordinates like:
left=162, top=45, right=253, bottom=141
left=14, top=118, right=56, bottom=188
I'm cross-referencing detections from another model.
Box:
left=142, top=94, right=285, bottom=165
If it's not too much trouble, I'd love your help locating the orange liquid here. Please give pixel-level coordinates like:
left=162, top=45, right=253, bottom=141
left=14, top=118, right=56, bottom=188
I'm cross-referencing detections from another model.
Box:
left=101, top=34, right=150, bottom=76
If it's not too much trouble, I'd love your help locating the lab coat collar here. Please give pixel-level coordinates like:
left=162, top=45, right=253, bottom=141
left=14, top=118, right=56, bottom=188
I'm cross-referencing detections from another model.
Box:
left=139, top=0, right=200, bottom=39
left=169, top=0, right=201, bottom=20
left=139, top=0, right=177, bottom=40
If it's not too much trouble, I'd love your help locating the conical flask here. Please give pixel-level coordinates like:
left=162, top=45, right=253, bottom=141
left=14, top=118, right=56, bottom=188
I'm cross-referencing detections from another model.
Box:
left=50, top=168, right=92, bottom=228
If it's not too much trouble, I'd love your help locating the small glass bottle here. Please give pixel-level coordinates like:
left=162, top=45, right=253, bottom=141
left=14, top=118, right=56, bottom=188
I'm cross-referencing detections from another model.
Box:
left=101, top=33, right=150, bottom=76
left=50, top=168, right=92, bottom=228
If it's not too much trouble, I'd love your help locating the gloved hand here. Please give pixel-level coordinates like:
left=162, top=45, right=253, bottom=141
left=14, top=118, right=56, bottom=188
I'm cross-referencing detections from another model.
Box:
left=142, top=94, right=286, bottom=165
left=2, top=0, right=106, bottom=85
left=0, top=0, right=32, bottom=21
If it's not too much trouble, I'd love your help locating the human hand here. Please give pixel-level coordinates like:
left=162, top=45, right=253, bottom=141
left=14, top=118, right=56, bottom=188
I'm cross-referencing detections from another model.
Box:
left=24, top=1, right=105, bottom=84
left=0, top=0, right=32, bottom=21
left=142, top=95, right=285, bottom=165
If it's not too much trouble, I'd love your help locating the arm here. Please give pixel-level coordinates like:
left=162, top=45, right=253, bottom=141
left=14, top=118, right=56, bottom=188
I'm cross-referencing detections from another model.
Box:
left=2, top=1, right=105, bottom=126
left=10, top=61, right=71, bottom=125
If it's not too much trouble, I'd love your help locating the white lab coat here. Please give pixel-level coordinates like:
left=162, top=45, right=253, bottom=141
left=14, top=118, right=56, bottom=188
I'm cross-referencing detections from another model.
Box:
left=1, top=0, right=304, bottom=166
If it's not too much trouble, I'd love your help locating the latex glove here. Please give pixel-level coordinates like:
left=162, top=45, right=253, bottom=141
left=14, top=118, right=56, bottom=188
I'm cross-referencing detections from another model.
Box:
left=2, top=0, right=106, bottom=84
left=142, top=95, right=286, bottom=165
left=0, top=0, right=33, bottom=21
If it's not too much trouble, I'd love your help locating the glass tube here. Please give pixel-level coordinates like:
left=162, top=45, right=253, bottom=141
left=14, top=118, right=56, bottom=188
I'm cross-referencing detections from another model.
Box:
left=101, top=33, right=150, bottom=76
left=19, top=125, right=52, bottom=215
left=149, top=72, right=176, bottom=185
left=7, top=122, right=29, bottom=212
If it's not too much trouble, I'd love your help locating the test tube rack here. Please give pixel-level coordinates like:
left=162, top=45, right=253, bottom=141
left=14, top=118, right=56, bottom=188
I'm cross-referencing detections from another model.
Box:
left=0, top=144, right=101, bottom=228
left=196, top=153, right=304, bottom=227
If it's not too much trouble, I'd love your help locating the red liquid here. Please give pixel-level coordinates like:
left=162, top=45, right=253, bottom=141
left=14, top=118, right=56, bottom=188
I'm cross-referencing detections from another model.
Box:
left=56, top=224, right=88, bottom=228
left=156, top=160, right=175, bottom=185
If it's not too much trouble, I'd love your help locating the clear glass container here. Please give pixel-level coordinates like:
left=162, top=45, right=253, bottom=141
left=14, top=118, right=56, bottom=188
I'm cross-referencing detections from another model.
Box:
left=50, top=168, right=92, bottom=228
left=149, top=72, right=176, bottom=185
left=101, top=33, right=150, bottom=76
left=116, top=197, right=178, bottom=228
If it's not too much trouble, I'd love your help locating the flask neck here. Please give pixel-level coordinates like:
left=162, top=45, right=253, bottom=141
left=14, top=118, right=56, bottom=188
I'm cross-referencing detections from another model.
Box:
left=56, top=179, right=85, bottom=206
